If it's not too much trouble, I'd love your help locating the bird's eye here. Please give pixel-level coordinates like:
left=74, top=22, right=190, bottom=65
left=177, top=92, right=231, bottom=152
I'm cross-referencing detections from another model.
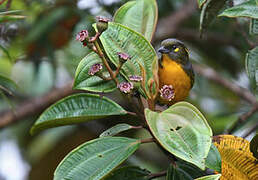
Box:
left=171, top=45, right=180, bottom=53
left=171, top=45, right=177, bottom=50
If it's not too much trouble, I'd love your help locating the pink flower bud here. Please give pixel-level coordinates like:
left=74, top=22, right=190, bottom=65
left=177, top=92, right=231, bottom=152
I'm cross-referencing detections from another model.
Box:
left=160, top=85, right=175, bottom=101
left=76, top=30, right=89, bottom=42
left=88, top=63, right=103, bottom=76
left=117, top=52, right=131, bottom=62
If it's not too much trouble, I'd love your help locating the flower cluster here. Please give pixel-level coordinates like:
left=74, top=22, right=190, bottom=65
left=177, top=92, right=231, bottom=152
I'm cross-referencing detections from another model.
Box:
left=96, top=16, right=109, bottom=33
left=76, top=30, right=89, bottom=46
left=88, top=63, right=103, bottom=76
left=117, top=82, right=134, bottom=93
left=160, top=85, right=175, bottom=101
left=129, top=75, right=143, bottom=82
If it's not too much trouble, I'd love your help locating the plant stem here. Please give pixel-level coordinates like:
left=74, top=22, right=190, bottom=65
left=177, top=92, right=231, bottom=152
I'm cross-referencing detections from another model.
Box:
left=140, top=138, right=155, bottom=144
left=126, top=111, right=137, bottom=116
left=147, top=99, right=155, bottom=111
left=243, top=123, right=258, bottom=138
left=93, top=41, right=119, bottom=85
left=227, top=105, right=258, bottom=134
left=89, top=32, right=100, bottom=42
left=113, top=62, right=123, bottom=77
left=148, top=170, right=167, bottom=179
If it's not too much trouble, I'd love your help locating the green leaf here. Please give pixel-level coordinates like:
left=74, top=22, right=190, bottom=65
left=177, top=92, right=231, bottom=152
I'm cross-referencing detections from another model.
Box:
left=97, top=22, right=158, bottom=97
left=200, top=0, right=227, bottom=36
left=176, top=161, right=206, bottom=179
left=219, top=0, right=258, bottom=19
left=145, top=102, right=212, bottom=170
left=0, top=74, right=18, bottom=95
left=54, top=137, right=140, bottom=180
left=100, top=123, right=135, bottom=137
left=205, top=143, right=221, bottom=172
left=30, top=93, right=127, bottom=135
left=245, top=47, right=258, bottom=95
left=113, top=0, right=158, bottom=41
left=250, top=133, right=258, bottom=159
left=73, top=52, right=125, bottom=92
left=166, top=164, right=193, bottom=180
left=250, top=19, right=258, bottom=35
left=197, top=0, right=207, bottom=8
left=195, top=174, right=221, bottom=180
left=105, top=166, right=150, bottom=180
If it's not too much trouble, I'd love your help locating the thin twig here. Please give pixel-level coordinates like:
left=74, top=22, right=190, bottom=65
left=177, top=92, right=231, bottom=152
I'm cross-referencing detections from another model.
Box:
left=0, top=82, right=75, bottom=128
left=228, top=105, right=258, bottom=134
left=140, top=138, right=155, bottom=144
left=243, top=123, right=258, bottom=138
left=126, top=111, right=137, bottom=116
left=93, top=41, right=119, bottom=85
left=113, top=63, right=123, bottom=77
left=193, top=64, right=258, bottom=105
left=154, top=0, right=197, bottom=41
left=148, top=170, right=167, bottom=179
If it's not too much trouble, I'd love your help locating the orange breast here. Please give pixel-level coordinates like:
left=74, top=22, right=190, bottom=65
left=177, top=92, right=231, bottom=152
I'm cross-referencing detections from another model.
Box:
left=158, top=54, right=191, bottom=104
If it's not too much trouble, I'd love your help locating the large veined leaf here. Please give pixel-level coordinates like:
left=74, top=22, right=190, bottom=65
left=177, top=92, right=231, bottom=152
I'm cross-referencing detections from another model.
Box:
left=213, top=135, right=258, bottom=180
left=205, top=143, right=221, bottom=172
left=54, top=137, right=140, bottom=180
left=73, top=52, right=125, bottom=92
left=250, top=19, right=258, bottom=35
left=113, top=0, right=158, bottom=41
left=195, top=174, right=221, bottom=180
left=219, top=0, right=258, bottom=19
left=145, top=102, right=212, bottom=170
left=97, top=22, right=158, bottom=97
left=0, top=74, right=18, bottom=95
left=30, top=93, right=127, bottom=134
left=245, top=47, right=258, bottom=95
left=200, top=0, right=227, bottom=36
left=105, top=166, right=150, bottom=180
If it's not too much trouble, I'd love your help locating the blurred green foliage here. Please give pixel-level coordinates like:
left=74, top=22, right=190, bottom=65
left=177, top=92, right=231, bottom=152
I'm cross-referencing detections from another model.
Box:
left=0, top=0, right=257, bottom=179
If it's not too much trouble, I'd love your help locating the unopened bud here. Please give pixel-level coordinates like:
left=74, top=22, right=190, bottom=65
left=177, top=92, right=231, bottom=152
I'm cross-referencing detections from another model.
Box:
left=117, top=52, right=131, bottom=63
left=96, top=16, right=109, bottom=34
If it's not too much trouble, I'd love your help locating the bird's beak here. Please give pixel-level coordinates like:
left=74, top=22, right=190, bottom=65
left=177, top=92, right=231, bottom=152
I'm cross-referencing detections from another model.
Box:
left=158, top=46, right=169, bottom=54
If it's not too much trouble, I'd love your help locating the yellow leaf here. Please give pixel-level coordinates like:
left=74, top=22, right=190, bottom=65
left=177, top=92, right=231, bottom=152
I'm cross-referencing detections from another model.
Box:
left=213, top=135, right=258, bottom=180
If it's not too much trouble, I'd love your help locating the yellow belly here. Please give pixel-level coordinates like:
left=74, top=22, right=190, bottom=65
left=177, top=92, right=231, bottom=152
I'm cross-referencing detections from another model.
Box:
left=158, top=55, right=191, bottom=104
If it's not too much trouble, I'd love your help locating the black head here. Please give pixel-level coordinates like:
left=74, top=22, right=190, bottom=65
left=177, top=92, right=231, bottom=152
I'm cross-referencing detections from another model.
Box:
left=158, top=38, right=189, bottom=65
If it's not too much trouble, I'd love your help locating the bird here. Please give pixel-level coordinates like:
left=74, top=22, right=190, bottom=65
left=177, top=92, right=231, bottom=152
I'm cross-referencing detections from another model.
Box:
left=157, top=38, right=194, bottom=105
